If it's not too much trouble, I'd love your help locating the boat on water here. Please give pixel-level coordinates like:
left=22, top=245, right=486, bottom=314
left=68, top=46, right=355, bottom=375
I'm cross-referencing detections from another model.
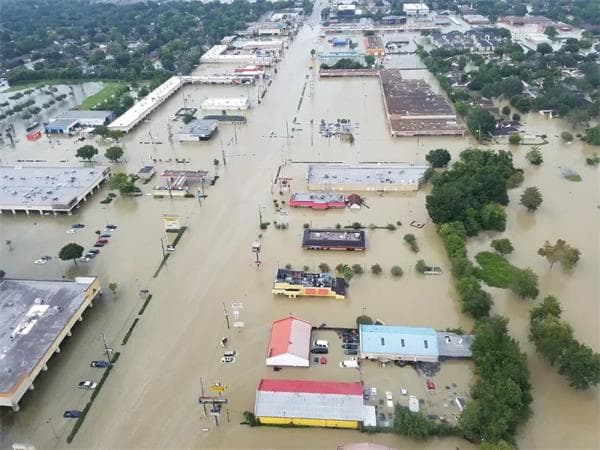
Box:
left=25, top=121, right=39, bottom=132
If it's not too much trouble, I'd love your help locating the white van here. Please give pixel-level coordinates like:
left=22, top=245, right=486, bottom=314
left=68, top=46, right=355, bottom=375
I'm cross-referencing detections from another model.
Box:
left=339, top=359, right=359, bottom=368
left=312, top=340, right=328, bottom=348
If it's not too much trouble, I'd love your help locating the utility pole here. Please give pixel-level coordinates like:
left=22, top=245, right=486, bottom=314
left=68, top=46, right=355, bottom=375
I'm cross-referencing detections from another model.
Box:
left=310, top=119, right=314, bottom=147
left=222, top=302, right=230, bottom=329
left=160, top=237, right=166, bottom=260
left=258, top=205, right=264, bottom=227
left=220, top=138, right=227, bottom=167
left=200, top=378, right=207, bottom=415
left=100, top=332, right=113, bottom=365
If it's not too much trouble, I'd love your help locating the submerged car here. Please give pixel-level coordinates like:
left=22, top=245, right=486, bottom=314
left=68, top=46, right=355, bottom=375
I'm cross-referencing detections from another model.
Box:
left=71, top=224, right=85, bottom=229
left=66, top=229, right=77, bottom=234
left=77, top=380, right=97, bottom=390
left=88, top=249, right=100, bottom=254
left=34, top=258, right=47, bottom=265
left=63, top=410, right=82, bottom=418
left=344, top=349, right=358, bottom=355
left=90, top=360, right=110, bottom=368
left=106, top=224, right=117, bottom=230
left=221, top=356, right=235, bottom=363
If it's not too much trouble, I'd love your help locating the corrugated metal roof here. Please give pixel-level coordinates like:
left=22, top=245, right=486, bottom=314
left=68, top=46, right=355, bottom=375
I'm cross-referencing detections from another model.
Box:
left=258, top=379, right=363, bottom=395
left=266, top=316, right=311, bottom=362
left=255, top=379, right=363, bottom=421
left=359, top=325, right=439, bottom=357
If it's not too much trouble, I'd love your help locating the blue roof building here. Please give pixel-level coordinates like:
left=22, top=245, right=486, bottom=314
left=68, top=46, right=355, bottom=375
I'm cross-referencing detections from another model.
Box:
left=359, top=325, right=439, bottom=363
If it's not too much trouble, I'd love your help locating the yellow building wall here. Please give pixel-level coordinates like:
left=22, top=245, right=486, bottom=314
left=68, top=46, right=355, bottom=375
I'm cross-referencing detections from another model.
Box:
left=257, top=416, right=358, bottom=429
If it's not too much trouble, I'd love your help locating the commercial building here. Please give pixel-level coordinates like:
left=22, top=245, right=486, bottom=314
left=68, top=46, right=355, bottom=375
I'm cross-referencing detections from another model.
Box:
left=177, top=119, right=219, bottom=142
left=136, top=165, right=155, bottom=180
left=200, top=97, right=249, bottom=111
left=254, top=379, right=364, bottom=428
left=365, top=35, right=385, bottom=56
left=0, top=166, right=110, bottom=215
left=307, top=163, right=428, bottom=192
left=0, top=277, right=102, bottom=410
left=153, top=169, right=209, bottom=197
left=379, top=69, right=465, bottom=136
left=289, top=192, right=346, bottom=210
left=437, top=332, right=474, bottom=359
left=44, top=110, right=115, bottom=134
left=265, top=316, right=312, bottom=367
left=302, top=228, right=366, bottom=251
left=359, top=324, right=439, bottom=363
left=462, top=14, right=491, bottom=25
left=200, top=45, right=272, bottom=65
left=272, top=268, right=347, bottom=299
left=402, top=3, right=429, bottom=16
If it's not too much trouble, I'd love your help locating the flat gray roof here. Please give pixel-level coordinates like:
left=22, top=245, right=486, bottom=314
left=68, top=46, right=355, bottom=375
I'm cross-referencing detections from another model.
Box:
left=0, top=166, right=109, bottom=211
left=436, top=332, right=474, bottom=358
left=0, top=278, right=97, bottom=394
left=179, top=119, right=218, bottom=136
left=55, top=110, right=113, bottom=120
left=307, top=164, right=428, bottom=186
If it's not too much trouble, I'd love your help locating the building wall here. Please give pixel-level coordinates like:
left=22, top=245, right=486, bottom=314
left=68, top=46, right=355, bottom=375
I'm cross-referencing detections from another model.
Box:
left=257, top=416, right=358, bottom=429
left=361, top=351, right=438, bottom=363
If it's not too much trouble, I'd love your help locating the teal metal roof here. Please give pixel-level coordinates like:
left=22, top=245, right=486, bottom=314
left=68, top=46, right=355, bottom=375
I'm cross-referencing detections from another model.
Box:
left=359, top=324, right=439, bottom=358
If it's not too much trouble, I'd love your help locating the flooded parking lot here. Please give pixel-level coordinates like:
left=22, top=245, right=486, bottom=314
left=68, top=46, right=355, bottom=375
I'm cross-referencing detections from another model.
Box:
left=0, top=3, right=598, bottom=449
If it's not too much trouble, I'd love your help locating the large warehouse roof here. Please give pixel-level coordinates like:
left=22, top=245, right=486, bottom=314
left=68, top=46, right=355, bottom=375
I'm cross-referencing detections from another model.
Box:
left=359, top=324, right=439, bottom=358
left=255, top=379, right=364, bottom=421
left=0, top=277, right=100, bottom=408
left=266, top=316, right=311, bottom=367
left=0, top=166, right=109, bottom=213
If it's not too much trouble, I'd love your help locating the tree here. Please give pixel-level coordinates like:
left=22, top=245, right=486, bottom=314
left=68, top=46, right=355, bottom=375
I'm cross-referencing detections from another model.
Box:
left=92, top=125, right=110, bottom=138
left=467, top=107, right=496, bottom=140
left=59, top=243, right=84, bottom=265
left=491, top=238, right=513, bottom=255
left=391, top=265, right=403, bottom=277
left=108, top=282, right=118, bottom=295
left=538, top=239, right=581, bottom=269
left=562, top=38, right=580, bottom=53
left=425, top=148, right=451, bottom=168
left=364, top=55, right=375, bottom=66
left=456, top=275, right=492, bottom=319
left=501, top=106, right=511, bottom=116
left=105, top=146, right=123, bottom=162
left=415, top=260, right=427, bottom=274
left=76, top=145, right=99, bottom=161
left=351, top=264, right=364, bottom=275
left=512, top=113, right=521, bottom=121
left=356, top=315, right=373, bottom=326
left=544, top=26, right=558, bottom=40
left=567, top=109, right=590, bottom=129
left=108, top=130, right=125, bottom=141
left=510, top=268, right=539, bottom=299
left=479, top=203, right=506, bottom=231
left=393, top=406, right=433, bottom=440
left=318, top=262, right=330, bottom=273
left=526, top=147, right=543, bottom=165
left=370, top=263, right=382, bottom=275
left=109, top=172, right=137, bottom=194
left=481, top=440, right=516, bottom=450
left=310, top=48, right=316, bottom=56
left=558, top=341, right=600, bottom=389
left=403, top=233, right=419, bottom=252
left=585, top=126, right=600, bottom=145
left=508, top=132, right=521, bottom=145
left=182, top=113, right=195, bottom=124
left=561, top=131, right=574, bottom=142
left=536, top=43, right=552, bottom=55
left=520, top=187, right=543, bottom=211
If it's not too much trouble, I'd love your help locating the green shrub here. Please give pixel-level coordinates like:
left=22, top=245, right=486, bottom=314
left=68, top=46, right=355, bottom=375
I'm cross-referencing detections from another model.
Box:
left=371, top=263, right=382, bottom=275
left=403, top=233, right=419, bottom=252
left=391, top=265, right=403, bottom=277
left=351, top=264, right=364, bottom=275
left=415, top=259, right=427, bottom=274
left=318, top=262, right=330, bottom=273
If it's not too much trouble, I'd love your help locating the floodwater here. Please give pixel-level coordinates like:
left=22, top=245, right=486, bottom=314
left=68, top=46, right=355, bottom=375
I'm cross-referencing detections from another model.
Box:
left=1, top=2, right=598, bottom=449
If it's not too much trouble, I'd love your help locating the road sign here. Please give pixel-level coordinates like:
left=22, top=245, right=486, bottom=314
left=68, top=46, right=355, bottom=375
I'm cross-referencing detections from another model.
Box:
left=231, top=301, right=243, bottom=310
left=161, top=214, right=180, bottom=231
left=209, top=384, right=227, bottom=393
left=198, top=396, right=228, bottom=404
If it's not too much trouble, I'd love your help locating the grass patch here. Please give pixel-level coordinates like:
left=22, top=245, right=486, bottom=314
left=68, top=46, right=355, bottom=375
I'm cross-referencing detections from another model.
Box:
left=80, top=82, right=127, bottom=110
left=152, top=227, right=186, bottom=278
left=564, top=174, right=582, bottom=182
left=121, top=318, right=140, bottom=345
left=138, top=294, right=153, bottom=315
left=66, top=351, right=120, bottom=443
left=474, top=251, right=521, bottom=288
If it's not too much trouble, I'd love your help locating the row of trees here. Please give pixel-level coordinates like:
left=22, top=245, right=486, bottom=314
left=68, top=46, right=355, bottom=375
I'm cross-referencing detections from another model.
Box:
left=530, top=296, right=600, bottom=389
left=76, top=144, right=123, bottom=163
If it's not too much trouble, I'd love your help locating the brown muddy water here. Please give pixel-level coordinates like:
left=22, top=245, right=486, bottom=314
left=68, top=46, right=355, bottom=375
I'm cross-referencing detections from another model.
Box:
left=0, top=4, right=598, bottom=449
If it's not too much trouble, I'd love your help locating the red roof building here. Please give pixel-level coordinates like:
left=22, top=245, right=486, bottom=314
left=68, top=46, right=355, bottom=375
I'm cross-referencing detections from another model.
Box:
left=265, top=316, right=312, bottom=367
left=258, top=379, right=363, bottom=395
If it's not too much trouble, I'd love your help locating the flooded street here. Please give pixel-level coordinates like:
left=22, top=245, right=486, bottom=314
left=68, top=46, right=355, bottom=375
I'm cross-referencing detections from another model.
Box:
left=0, top=3, right=598, bottom=449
